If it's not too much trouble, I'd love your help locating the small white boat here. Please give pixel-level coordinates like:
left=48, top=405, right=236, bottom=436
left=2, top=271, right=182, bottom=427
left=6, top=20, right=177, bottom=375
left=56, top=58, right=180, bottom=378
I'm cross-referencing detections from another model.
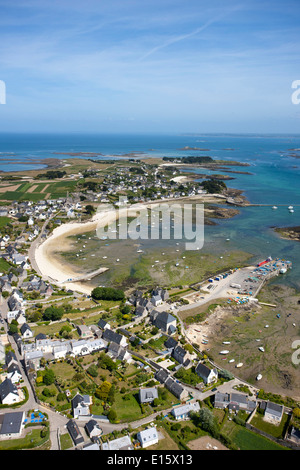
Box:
left=228, top=359, right=235, bottom=363
left=223, top=341, right=231, bottom=344
left=103, top=256, right=107, bottom=259
left=288, top=205, right=294, bottom=210
left=219, top=350, right=229, bottom=355
left=236, top=362, right=243, bottom=368
left=289, top=209, right=294, bottom=213
left=272, top=206, right=278, bottom=210
left=265, top=324, right=269, bottom=328
left=258, top=346, right=265, bottom=352
left=137, top=249, right=144, bottom=253
left=256, top=374, right=262, bottom=381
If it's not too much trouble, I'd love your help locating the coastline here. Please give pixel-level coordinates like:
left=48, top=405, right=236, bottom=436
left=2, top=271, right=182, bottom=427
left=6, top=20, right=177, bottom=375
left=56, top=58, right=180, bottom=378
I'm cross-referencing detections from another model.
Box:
left=32, top=194, right=237, bottom=295
left=274, top=226, right=300, bottom=242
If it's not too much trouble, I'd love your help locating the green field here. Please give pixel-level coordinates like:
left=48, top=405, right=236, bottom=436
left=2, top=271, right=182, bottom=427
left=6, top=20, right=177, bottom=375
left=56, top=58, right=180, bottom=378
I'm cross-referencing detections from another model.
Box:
left=222, top=420, right=287, bottom=450
left=0, top=216, right=11, bottom=228
left=0, top=258, right=11, bottom=274
left=0, top=180, right=78, bottom=202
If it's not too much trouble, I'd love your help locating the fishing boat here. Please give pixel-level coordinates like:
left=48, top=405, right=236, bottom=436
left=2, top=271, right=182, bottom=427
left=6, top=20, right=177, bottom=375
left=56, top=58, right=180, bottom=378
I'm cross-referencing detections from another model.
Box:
left=272, top=206, right=278, bottom=210
left=236, top=362, right=243, bottom=368
left=219, top=350, right=229, bottom=355
left=228, top=359, right=235, bottom=363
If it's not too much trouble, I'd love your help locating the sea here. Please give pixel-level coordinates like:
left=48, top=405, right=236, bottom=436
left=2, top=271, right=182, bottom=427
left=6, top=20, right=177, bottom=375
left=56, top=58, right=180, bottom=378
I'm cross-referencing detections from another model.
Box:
left=1, top=132, right=300, bottom=290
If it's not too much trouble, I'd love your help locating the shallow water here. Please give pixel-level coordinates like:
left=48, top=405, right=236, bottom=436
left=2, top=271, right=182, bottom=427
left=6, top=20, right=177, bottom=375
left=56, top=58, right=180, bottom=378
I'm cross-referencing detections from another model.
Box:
left=1, top=132, right=300, bottom=289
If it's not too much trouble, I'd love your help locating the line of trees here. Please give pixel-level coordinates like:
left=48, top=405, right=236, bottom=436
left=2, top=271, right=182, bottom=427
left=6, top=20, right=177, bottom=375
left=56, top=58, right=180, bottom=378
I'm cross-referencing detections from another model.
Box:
left=91, top=286, right=125, bottom=301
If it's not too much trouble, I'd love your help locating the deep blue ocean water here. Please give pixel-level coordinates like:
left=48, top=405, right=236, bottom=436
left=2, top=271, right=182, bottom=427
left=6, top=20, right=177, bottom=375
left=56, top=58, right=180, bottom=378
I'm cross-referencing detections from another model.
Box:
left=0, top=132, right=300, bottom=289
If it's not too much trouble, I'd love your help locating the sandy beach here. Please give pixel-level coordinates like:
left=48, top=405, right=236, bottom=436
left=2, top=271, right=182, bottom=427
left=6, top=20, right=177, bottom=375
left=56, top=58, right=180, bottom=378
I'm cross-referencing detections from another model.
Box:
left=33, top=194, right=228, bottom=295
left=34, top=205, right=133, bottom=294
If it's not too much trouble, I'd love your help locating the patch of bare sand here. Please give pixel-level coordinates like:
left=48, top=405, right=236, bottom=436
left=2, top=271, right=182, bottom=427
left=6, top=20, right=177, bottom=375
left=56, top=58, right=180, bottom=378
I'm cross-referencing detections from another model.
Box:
left=0, top=184, right=21, bottom=192
left=185, top=305, right=232, bottom=350
left=41, top=184, right=49, bottom=193
left=187, top=436, right=228, bottom=450
left=27, top=184, right=38, bottom=193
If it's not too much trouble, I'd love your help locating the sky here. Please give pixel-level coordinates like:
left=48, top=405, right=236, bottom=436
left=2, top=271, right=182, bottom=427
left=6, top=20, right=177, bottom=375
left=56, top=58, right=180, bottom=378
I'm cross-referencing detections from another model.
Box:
left=0, top=0, right=300, bottom=134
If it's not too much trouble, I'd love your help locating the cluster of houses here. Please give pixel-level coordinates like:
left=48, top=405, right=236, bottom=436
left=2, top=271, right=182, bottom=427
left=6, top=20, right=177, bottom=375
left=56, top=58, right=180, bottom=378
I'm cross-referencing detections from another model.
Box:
left=214, top=390, right=287, bottom=425
left=94, top=163, right=207, bottom=204
left=3, top=198, right=82, bottom=224
left=0, top=352, right=24, bottom=406
left=130, top=288, right=178, bottom=336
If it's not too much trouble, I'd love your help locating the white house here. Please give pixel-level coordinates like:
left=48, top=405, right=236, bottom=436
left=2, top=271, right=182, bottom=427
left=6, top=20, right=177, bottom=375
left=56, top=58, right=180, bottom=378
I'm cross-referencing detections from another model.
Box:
left=6, top=363, right=23, bottom=384
left=195, top=363, right=218, bottom=385
left=0, top=412, right=25, bottom=440
left=70, top=340, right=90, bottom=356
left=0, top=378, right=20, bottom=405
left=137, top=427, right=159, bottom=448
left=264, top=401, right=284, bottom=424
left=72, top=393, right=91, bottom=419
left=102, top=435, right=133, bottom=451
left=20, top=324, right=33, bottom=339
left=52, top=343, right=70, bottom=359
left=171, top=402, right=200, bottom=420
left=85, top=419, right=103, bottom=439
left=6, top=309, right=25, bottom=324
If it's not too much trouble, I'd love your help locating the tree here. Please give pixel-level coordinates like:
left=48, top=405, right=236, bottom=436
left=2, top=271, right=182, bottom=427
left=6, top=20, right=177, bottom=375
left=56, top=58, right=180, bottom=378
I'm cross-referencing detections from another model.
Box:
left=190, top=408, right=219, bottom=437
left=98, top=352, right=117, bottom=371
left=43, top=369, right=56, bottom=386
left=87, top=364, right=98, bottom=378
left=293, top=408, right=300, bottom=419
left=43, top=306, right=64, bottom=321
left=95, top=381, right=112, bottom=401
left=108, top=409, right=117, bottom=423
left=202, top=179, right=226, bottom=194
left=91, top=286, right=125, bottom=301
left=120, top=304, right=131, bottom=315
left=85, top=204, right=95, bottom=215
left=8, top=322, right=18, bottom=335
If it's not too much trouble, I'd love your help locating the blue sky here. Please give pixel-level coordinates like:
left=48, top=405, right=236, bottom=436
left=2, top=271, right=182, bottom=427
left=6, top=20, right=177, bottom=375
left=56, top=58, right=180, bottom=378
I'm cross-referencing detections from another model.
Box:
left=0, top=0, right=300, bottom=133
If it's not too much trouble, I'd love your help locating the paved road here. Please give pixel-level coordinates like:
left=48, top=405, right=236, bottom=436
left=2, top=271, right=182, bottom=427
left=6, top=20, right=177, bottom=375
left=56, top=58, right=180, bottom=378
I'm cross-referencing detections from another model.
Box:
left=0, top=292, right=69, bottom=450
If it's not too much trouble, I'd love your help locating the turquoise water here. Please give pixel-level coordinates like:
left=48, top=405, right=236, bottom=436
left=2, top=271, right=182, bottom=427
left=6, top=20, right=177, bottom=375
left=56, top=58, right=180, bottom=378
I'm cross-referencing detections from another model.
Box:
left=0, top=132, right=300, bottom=289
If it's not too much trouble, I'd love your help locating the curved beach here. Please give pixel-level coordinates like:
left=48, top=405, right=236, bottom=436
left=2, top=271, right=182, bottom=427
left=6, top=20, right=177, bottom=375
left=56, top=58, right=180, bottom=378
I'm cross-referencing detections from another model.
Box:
left=33, top=201, right=163, bottom=294
left=34, top=205, right=131, bottom=294
left=33, top=195, right=227, bottom=295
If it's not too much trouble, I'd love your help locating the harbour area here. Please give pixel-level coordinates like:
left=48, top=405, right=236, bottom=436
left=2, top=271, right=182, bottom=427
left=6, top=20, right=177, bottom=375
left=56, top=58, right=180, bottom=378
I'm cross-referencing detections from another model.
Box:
left=178, top=257, right=292, bottom=310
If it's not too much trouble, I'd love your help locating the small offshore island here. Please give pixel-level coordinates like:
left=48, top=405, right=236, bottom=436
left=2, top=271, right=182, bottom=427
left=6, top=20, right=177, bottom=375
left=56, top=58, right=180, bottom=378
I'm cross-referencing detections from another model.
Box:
left=0, top=150, right=299, bottom=452
left=275, top=226, right=300, bottom=242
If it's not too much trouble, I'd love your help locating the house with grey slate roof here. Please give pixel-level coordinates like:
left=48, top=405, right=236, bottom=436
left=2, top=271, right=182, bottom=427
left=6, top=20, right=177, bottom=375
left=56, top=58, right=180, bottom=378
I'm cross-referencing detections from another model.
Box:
left=139, top=387, right=158, bottom=404
left=262, top=401, right=284, bottom=423
left=150, top=310, right=177, bottom=335
left=0, top=378, right=20, bottom=405
left=0, top=412, right=25, bottom=440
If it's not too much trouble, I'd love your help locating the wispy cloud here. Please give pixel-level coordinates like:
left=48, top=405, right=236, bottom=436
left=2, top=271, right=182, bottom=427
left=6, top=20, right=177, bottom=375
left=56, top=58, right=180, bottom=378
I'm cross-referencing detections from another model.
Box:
left=138, top=4, right=242, bottom=61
